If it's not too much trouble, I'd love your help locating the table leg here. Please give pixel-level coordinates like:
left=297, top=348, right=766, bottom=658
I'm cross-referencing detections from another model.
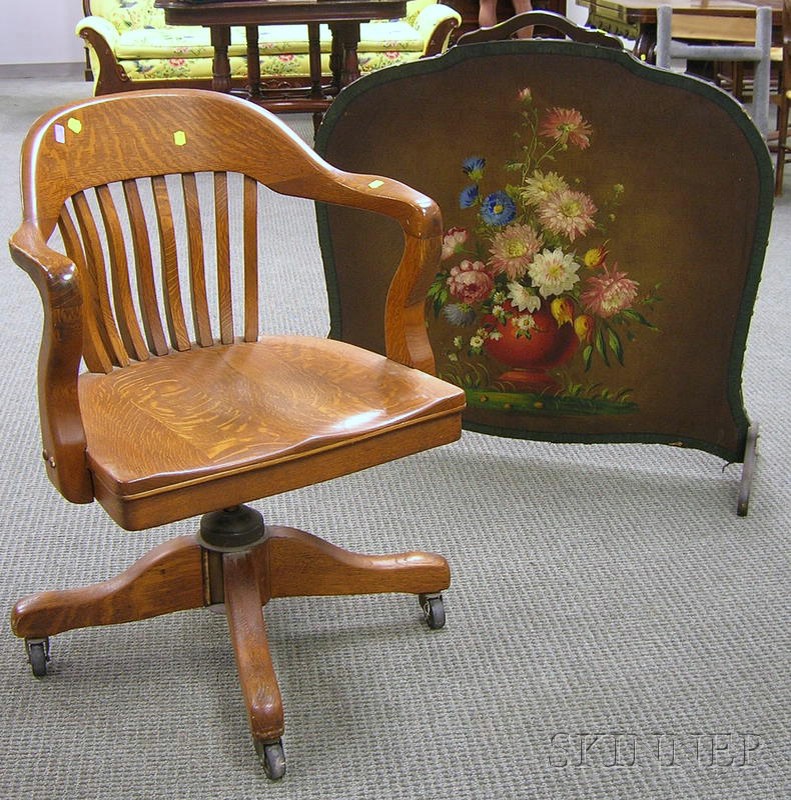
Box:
left=329, top=21, right=362, bottom=89
left=209, top=25, right=233, bottom=93
left=308, top=22, right=322, bottom=99
left=246, top=24, right=261, bottom=97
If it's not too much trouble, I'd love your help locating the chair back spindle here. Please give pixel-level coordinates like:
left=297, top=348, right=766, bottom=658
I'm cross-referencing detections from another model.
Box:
left=49, top=169, right=264, bottom=372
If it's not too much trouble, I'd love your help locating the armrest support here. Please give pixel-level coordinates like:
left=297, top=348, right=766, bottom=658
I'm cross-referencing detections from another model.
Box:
left=8, top=224, right=93, bottom=504
left=273, top=170, right=441, bottom=372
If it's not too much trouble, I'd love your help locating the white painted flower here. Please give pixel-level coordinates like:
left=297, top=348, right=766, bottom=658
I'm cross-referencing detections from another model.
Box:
left=521, top=170, right=569, bottom=207
left=512, top=314, right=537, bottom=334
left=507, top=281, right=541, bottom=312
left=528, top=249, right=581, bottom=298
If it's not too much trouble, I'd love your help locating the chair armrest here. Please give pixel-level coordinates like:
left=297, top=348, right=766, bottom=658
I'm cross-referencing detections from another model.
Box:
left=414, top=4, right=462, bottom=56
left=321, top=173, right=442, bottom=372
left=8, top=223, right=93, bottom=504
left=276, top=169, right=441, bottom=371
left=76, top=16, right=120, bottom=51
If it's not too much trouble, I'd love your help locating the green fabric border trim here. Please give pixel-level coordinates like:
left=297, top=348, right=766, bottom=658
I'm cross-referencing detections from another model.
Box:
left=314, top=40, right=774, bottom=464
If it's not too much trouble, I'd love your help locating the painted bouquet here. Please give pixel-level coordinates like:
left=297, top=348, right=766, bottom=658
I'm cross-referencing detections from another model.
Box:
left=427, top=87, right=659, bottom=401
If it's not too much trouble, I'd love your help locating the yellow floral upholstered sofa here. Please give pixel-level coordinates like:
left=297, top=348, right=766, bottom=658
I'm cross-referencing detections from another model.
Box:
left=77, top=0, right=461, bottom=95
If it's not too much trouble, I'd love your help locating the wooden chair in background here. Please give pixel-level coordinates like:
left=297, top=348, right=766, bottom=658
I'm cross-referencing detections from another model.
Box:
left=772, top=0, right=791, bottom=193
left=654, top=4, right=773, bottom=136
left=8, top=89, right=465, bottom=779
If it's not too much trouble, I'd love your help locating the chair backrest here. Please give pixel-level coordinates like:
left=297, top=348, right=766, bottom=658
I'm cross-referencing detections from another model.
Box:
left=655, top=4, right=772, bottom=134
left=11, top=89, right=440, bottom=502
left=314, top=37, right=773, bottom=465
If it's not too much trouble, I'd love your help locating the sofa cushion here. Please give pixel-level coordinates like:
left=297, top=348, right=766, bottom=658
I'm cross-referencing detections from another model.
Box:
left=114, top=21, right=425, bottom=60
left=117, top=49, right=423, bottom=81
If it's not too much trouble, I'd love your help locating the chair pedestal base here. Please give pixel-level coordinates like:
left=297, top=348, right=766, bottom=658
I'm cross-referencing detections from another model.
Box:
left=11, top=517, right=450, bottom=777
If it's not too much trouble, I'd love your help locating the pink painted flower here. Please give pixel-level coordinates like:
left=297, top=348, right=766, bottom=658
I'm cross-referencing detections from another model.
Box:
left=538, top=189, right=597, bottom=242
left=518, top=87, right=532, bottom=103
left=446, top=259, right=494, bottom=304
left=278, top=54, right=295, bottom=62
left=581, top=265, right=639, bottom=318
left=441, top=227, right=469, bottom=260
left=538, top=107, right=593, bottom=149
left=169, top=58, right=186, bottom=67
left=487, top=223, right=543, bottom=279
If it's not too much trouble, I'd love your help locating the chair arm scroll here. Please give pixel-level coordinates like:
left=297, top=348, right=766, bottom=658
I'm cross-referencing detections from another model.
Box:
left=8, top=224, right=93, bottom=505
left=415, top=4, right=462, bottom=56
left=76, top=16, right=120, bottom=50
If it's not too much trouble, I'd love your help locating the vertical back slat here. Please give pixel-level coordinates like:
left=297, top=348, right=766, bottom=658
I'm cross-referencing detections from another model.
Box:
left=58, top=207, right=114, bottom=374
left=182, top=172, right=214, bottom=347
left=152, top=175, right=191, bottom=352
left=214, top=172, right=234, bottom=345
left=242, top=175, right=259, bottom=343
left=123, top=178, right=169, bottom=356
left=71, top=190, right=130, bottom=368
left=95, top=184, right=150, bottom=362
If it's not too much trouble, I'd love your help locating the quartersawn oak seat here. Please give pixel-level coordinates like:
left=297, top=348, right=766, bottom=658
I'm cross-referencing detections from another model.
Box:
left=80, top=336, right=465, bottom=530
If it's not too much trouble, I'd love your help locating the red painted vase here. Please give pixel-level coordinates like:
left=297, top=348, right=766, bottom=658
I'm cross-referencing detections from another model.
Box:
left=482, top=301, right=578, bottom=392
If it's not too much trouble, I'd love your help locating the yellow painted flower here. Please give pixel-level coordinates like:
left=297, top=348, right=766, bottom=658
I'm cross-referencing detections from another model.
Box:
left=574, top=314, right=594, bottom=343
left=584, top=242, right=609, bottom=269
left=550, top=296, right=574, bottom=326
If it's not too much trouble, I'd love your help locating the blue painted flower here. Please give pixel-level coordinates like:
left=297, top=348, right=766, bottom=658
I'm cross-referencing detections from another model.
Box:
left=480, top=191, right=517, bottom=226
left=462, top=157, right=486, bottom=183
left=443, top=303, right=477, bottom=326
left=459, top=184, right=479, bottom=209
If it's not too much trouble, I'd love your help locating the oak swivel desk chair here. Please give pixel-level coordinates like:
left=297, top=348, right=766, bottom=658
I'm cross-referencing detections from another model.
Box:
left=8, top=89, right=465, bottom=779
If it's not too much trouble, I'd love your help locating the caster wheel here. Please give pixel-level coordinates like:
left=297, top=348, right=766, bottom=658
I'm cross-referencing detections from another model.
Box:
left=419, top=593, right=446, bottom=630
left=255, top=738, right=286, bottom=780
left=25, top=638, right=50, bottom=678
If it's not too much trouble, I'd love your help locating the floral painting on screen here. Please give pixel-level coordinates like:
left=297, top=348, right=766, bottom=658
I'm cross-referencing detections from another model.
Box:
left=427, top=87, right=661, bottom=416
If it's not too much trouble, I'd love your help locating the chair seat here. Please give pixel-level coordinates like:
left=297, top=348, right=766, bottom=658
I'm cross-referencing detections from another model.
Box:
left=79, top=336, right=464, bottom=529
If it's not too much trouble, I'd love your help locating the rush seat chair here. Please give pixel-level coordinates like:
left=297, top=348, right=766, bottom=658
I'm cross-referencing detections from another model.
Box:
left=8, top=89, right=465, bottom=779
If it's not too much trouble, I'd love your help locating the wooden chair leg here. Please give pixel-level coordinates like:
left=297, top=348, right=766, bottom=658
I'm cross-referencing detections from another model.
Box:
left=222, top=550, right=285, bottom=743
left=256, top=525, right=451, bottom=600
left=11, top=535, right=206, bottom=640
left=776, top=98, right=790, bottom=195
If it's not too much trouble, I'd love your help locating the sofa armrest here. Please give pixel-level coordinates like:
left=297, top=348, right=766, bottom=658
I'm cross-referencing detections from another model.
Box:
left=76, top=16, right=120, bottom=51
left=414, top=4, right=462, bottom=56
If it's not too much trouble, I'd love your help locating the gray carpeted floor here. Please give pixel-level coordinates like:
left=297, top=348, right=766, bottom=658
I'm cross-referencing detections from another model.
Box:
left=0, top=77, right=788, bottom=800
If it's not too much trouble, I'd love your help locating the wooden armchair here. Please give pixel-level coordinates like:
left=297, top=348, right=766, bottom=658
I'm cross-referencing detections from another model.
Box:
left=8, top=89, right=465, bottom=778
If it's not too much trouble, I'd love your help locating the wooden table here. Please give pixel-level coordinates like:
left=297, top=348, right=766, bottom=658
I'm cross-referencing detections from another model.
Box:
left=156, top=0, right=407, bottom=114
left=576, top=0, right=782, bottom=60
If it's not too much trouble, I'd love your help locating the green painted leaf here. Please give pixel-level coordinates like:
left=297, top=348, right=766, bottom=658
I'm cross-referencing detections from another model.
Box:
left=607, top=327, right=624, bottom=365
left=583, top=344, right=593, bottom=371
left=621, top=309, right=658, bottom=329
left=595, top=329, right=610, bottom=366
